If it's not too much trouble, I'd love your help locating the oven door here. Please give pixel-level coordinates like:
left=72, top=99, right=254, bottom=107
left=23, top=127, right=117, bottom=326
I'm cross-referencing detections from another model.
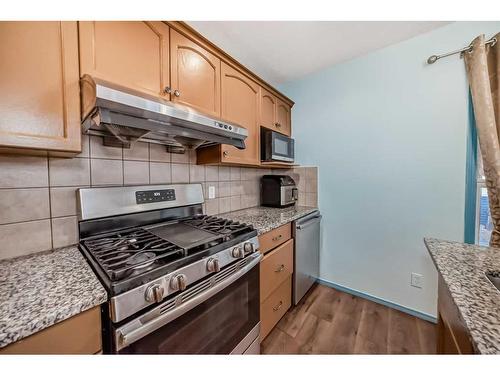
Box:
left=115, top=253, right=261, bottom=354
left=271, top=131, right=294, bottom=162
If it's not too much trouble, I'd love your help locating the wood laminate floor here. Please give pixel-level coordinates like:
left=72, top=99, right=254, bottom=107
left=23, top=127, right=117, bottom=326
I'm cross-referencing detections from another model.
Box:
left=261, top=284, right=437, bottom=354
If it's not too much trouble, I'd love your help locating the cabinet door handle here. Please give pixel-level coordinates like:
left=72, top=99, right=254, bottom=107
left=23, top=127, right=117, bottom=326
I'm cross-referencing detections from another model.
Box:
left=174, top=90, right=181, bottom=97
left=274, top=122, right=281, bottom=128
left=163, top=86, right=172, bottom=94
left=272, top=234, right=283, bottom=241
left=275, top=264, right=285, bottom=273
left=223, top=151, right=229, bottom=158
left=273, top=301, right=283, bottom=311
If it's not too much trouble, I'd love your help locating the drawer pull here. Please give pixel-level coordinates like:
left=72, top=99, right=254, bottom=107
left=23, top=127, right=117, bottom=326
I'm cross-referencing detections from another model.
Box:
left=275, top=264, right=285, bottom=273
left=273, top=301, right=283, bottom=311
left=272, top=234, right=283, bottom=241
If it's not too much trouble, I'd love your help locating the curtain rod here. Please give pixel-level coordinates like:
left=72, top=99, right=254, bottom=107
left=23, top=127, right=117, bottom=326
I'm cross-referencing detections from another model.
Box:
left=427, top=36, right=497, bottom=64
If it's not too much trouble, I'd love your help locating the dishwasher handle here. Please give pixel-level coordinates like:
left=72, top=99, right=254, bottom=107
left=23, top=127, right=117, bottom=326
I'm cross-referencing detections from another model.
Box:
left=296, top=215, right=322, bottom=230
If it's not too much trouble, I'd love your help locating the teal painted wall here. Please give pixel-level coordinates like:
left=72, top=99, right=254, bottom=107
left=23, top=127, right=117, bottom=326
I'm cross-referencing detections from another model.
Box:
left=279, top=22, right=500, bottom=317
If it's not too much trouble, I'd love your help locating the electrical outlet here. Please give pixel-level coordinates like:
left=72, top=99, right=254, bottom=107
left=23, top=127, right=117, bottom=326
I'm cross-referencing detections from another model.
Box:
left=208, top=185, right=216, bottom=199
left=411, top=273, right=423, bottom=289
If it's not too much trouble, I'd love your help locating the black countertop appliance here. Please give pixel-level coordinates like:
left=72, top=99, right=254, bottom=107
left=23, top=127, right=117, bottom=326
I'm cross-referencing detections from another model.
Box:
left=260, top=175, right=298, bottom=208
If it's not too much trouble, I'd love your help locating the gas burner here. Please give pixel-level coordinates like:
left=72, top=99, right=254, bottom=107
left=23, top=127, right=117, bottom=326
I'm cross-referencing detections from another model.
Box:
left=82, top=228, right=185, bottom=282
left=184, top=215, right=249, bottom=238
left=126, top=251, right=156, bottom=269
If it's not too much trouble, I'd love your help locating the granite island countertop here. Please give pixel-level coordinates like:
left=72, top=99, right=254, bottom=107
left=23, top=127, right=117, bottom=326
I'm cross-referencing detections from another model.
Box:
left=0, top=246, right=107, bottom=349
left=218, top=205, right=318, bottom=235
left=424, top=238, right=500, bottom=354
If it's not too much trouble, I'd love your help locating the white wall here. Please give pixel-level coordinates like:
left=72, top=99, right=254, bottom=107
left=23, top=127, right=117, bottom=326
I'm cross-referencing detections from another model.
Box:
left=279, top=22, right=500, bottom=317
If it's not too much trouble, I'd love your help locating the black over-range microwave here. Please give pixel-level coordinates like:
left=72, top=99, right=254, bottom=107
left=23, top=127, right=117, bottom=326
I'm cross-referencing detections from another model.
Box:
left=260, top=128, right=295, bottom=163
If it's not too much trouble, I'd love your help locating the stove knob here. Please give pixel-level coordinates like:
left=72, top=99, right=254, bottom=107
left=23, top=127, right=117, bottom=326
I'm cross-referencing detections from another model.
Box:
left=231, top=246, right=245, bottom=259
left=145, top=284, right=164, bottom=303
left=206, top=258, right=220, bottom=273
left=170, top=274, right=187, bottom=292
left=243, top=242, right=254, bottom=253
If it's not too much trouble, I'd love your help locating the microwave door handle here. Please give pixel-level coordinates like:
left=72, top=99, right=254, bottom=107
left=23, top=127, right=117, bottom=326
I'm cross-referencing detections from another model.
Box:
left=292, top=188, right=298, bottom=200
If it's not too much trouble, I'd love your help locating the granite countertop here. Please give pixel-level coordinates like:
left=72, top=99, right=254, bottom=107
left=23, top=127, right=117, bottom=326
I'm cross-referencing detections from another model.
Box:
left=0, top=246, right=107, bottom=349
left=424, top=238, right=500, bottom=354
left=219, top=205, right=319, bottom=235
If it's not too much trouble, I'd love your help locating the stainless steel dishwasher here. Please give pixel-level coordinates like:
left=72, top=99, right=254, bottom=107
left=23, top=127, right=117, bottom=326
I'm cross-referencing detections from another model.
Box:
left=293, top=210, right=321, bottom=305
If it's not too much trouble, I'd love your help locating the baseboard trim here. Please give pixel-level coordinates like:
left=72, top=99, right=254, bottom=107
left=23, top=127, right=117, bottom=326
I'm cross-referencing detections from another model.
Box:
left=317, top=278, right=437, bottom=324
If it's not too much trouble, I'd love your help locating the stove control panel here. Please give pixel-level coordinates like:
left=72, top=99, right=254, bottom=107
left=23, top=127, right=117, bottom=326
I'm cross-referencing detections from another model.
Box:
left=136, top=189, right=176, bottom=204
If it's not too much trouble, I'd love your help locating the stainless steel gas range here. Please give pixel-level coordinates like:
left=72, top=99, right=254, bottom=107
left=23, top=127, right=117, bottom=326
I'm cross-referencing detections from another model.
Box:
left=77, top=184, right=261, bottom=354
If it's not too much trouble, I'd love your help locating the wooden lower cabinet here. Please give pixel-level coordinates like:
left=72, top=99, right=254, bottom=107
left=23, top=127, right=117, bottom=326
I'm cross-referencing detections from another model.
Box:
left=260, top=239, right=294, bottom=301
left=0, top=21, right=81, bottom=153
left=260, top=276, right=292, bottom=340
left=259, top=223, right=292, bottom=255
left=437, top=275, right=474, bottom=354
left=437, top=314, right=460, bottom=354
left=0, top=306, right=102, bottom=354
left=259, top=224, right=294, bottom=341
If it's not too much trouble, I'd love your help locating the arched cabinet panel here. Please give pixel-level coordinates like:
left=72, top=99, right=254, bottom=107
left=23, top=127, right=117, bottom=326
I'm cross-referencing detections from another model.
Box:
left=170, top=29, right=220, bottom=117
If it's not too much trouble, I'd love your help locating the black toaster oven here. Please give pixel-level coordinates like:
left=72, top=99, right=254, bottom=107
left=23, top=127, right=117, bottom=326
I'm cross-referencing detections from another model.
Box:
left=260, top=175, right=298, bottom=208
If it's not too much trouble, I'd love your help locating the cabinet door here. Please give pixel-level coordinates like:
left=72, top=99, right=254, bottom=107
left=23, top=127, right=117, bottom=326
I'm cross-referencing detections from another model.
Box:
left=0, top=306, right=101, bottom=354
left=220, top=63, right=260, bottom=165
left=276, top=97, right=291, bottom=136
left=170, top=29, right=221, bottom=117
left=260, top=88, right=277, bottom=130
left=437, top=314, right=460, bottom=354
left=0, top=22, right=81, bottom=152
left=79, top=21, right=170, bottom=99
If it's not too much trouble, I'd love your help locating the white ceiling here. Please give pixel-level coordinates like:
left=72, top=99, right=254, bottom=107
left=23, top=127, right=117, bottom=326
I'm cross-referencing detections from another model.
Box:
left=187, top=21, right=451, bottom=86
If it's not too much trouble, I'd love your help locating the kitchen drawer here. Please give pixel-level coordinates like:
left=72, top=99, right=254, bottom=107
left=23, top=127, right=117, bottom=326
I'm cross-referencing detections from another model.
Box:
left=260, top=239, right=294, bottom=302
left=260, top=276, right=292, bottom=341
left=259, top=223, right=291, bottom=255
left=0, top=306, right=102, bottom=354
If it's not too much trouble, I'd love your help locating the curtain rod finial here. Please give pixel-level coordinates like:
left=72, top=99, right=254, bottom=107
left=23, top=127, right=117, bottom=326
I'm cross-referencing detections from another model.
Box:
left=427, top=55, right=439, bottom=64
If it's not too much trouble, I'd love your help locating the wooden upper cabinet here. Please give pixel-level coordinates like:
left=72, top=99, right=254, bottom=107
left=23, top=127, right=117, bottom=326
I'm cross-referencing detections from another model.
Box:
left=260, top=87, right=291, bottom=136
left=276, top=97, right=291, bottom=136
left=79, top=21, right=170, bottom=99
left=170, top=29, right=221, bottom=117
left=0, top=22, right=81, bottom=153
left=219, top=63, right=260, bottom=165
left=260, top=88, right=277, bottom=131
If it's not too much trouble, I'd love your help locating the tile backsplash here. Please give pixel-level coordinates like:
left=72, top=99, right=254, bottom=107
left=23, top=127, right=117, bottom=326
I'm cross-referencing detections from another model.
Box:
left=0, top=135, right=318, bottom=260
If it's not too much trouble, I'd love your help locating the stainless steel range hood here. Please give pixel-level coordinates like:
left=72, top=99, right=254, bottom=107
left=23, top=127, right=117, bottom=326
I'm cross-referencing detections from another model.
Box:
left=80, top=75, right=247, bottom=152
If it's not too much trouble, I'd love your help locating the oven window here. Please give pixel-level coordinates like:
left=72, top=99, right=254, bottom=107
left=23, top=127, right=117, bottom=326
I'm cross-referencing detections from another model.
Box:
left=274, top=137, right=289, bottom=155
left=119, top=264, right=259, bottom=354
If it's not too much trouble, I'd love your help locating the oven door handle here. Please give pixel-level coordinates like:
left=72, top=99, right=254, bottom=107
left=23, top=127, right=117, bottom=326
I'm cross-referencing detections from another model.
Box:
left=116, top=253, right=262, bottom=351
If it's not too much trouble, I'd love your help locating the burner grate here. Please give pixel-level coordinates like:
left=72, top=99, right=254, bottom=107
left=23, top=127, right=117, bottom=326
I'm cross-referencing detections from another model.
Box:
left=183, top=215, right=249, bottom=237
left=82, top=228, right=185, bottom=281
left=81, top=215, right=254, bottom=285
